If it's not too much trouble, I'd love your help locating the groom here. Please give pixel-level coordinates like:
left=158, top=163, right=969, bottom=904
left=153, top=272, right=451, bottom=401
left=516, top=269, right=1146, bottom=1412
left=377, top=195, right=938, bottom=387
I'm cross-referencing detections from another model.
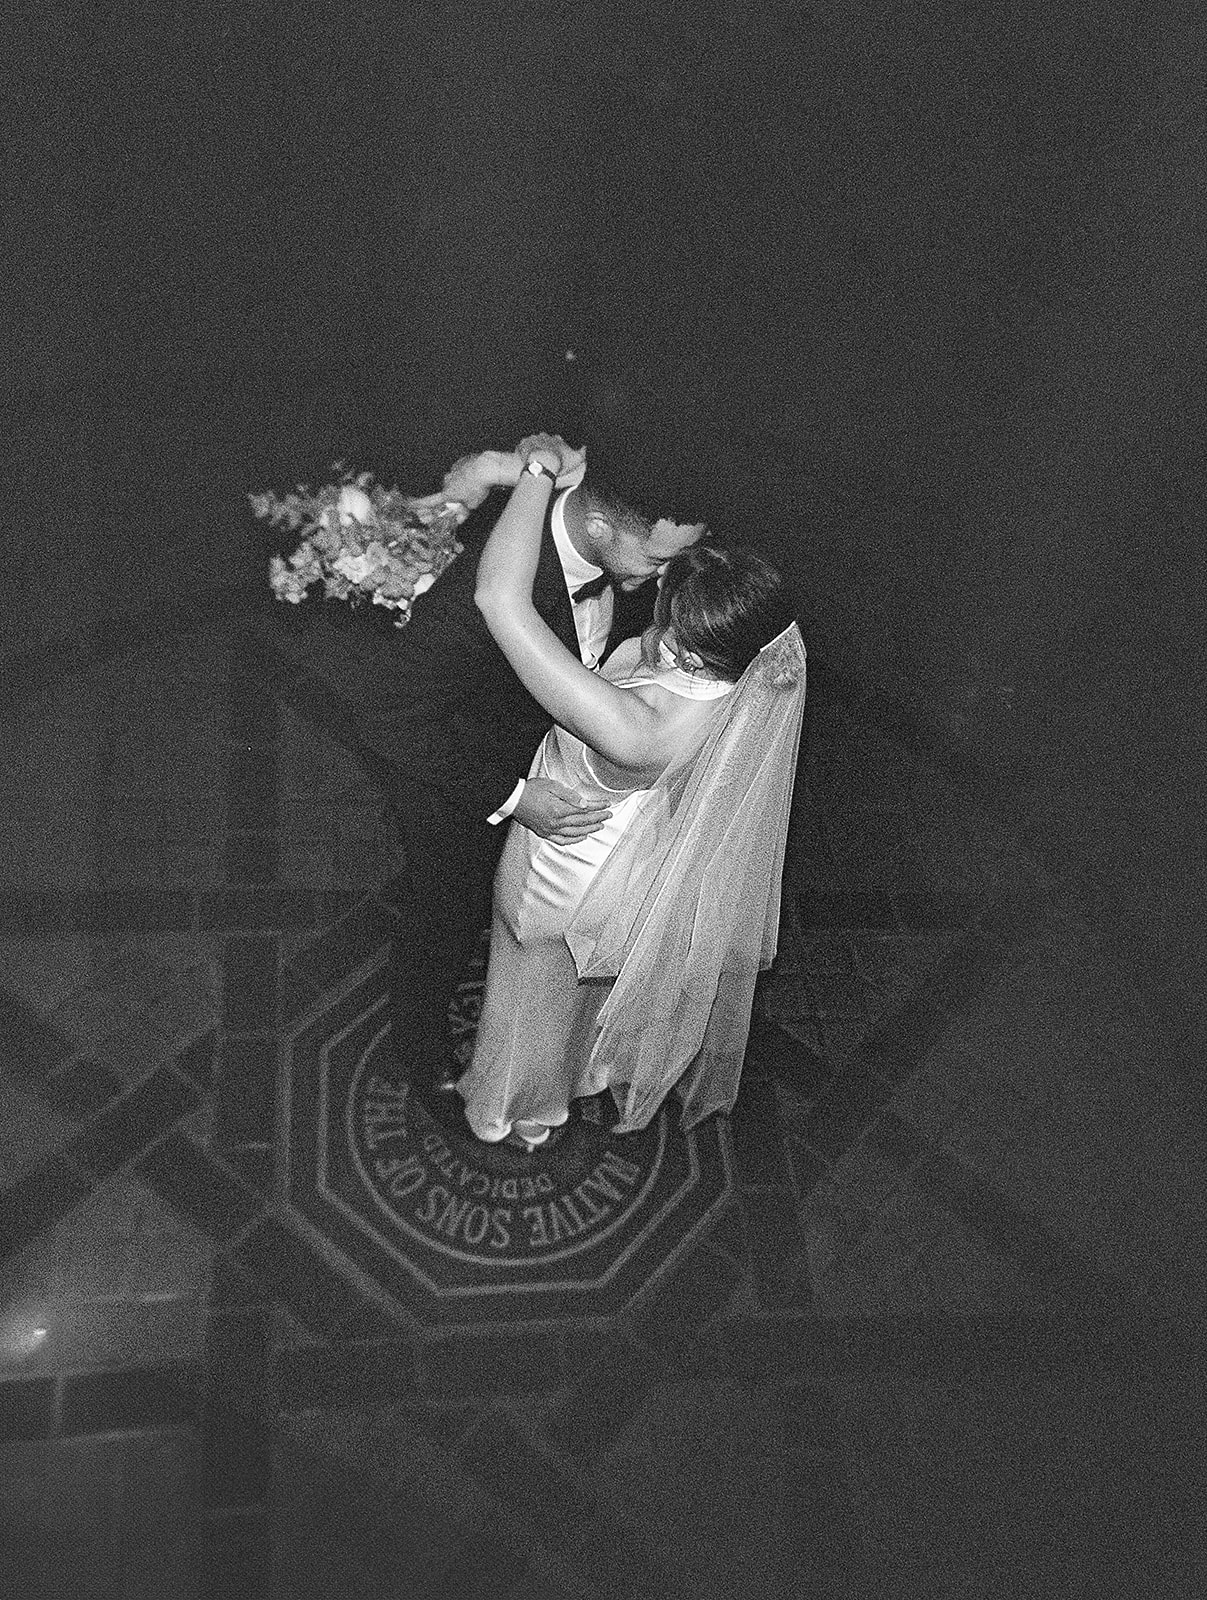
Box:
left=355, top=441, right=705, bottom=1092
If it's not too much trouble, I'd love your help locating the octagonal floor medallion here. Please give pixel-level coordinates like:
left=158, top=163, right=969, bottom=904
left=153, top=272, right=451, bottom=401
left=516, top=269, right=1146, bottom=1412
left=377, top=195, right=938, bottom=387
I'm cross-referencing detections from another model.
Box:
left=281, top=948, right=734, bottom=1325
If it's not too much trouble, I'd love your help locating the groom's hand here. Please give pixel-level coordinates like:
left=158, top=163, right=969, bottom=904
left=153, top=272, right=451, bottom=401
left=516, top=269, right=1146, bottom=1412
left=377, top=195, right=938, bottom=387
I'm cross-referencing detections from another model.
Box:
left=410, top=451, right=512, bottom=515
left=435, top=452, right=505, bottom=511
left=517, top=434, right=587, bottom=488
left=512, top=778, right=612, bottom=843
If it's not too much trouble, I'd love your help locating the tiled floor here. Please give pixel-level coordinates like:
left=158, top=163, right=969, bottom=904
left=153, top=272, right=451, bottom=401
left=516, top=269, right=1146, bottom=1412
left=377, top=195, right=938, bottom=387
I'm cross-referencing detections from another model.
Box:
left=1, top=412, right=1203, bottom=1598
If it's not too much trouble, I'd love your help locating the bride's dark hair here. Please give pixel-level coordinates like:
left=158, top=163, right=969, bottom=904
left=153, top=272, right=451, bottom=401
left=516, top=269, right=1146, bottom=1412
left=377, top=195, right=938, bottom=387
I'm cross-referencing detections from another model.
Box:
left=642, top=539, right=797, bottom=683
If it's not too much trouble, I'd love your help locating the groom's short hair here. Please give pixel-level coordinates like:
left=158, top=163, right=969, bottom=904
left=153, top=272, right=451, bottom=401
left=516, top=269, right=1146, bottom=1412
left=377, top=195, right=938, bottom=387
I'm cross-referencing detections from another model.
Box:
left=580, top=479, right=652, bottom=538
left=583, top=476, right=709, bottom=541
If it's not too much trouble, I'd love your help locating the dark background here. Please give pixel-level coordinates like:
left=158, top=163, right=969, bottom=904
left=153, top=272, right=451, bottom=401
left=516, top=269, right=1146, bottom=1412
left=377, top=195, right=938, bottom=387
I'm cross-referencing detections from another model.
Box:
left=7, top=0, right=1205, bottom=1073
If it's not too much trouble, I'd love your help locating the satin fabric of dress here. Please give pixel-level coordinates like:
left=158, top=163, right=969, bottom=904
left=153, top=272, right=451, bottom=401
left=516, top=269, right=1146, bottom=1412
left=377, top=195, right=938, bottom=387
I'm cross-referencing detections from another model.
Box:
left=456, top=652, right=732, bottom=1142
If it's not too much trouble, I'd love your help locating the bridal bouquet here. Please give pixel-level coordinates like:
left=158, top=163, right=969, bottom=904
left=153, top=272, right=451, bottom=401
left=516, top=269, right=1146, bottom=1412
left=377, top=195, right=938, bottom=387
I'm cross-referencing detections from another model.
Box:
left=253, top=466, right=469, bottom=627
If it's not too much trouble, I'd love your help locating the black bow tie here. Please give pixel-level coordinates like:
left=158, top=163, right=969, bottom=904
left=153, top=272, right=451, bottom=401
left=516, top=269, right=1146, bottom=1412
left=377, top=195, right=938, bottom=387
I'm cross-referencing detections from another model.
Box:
left=572, top=573, right=612, bottom=604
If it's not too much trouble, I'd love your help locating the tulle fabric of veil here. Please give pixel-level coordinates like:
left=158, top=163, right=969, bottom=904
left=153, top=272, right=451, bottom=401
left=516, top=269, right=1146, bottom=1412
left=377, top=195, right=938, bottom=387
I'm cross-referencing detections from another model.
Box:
left=565, top=621, right=807, bottom=1132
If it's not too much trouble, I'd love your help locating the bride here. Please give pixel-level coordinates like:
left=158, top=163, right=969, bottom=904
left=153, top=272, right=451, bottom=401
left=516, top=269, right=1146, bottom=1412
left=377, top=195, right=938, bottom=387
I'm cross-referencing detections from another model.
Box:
left=456, top=433, right=807, bottom=1150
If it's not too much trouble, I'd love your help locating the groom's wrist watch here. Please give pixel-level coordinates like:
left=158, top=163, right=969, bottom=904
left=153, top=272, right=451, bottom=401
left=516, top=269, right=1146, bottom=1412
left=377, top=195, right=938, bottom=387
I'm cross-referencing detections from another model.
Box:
left=524, top=458, right=558, bottom=486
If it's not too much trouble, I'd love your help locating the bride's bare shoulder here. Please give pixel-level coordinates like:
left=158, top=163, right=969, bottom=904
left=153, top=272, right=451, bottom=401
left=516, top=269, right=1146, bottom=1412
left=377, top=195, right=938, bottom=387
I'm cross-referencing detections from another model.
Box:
left=626, top=678, right=716, bottom=730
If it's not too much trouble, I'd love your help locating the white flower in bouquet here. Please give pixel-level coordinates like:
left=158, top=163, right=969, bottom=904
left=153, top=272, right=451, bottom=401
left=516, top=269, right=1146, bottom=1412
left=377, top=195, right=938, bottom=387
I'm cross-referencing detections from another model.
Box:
left=252, top=465, right=470, bottom=627
left=336, top=484, right=375, bottom=525
left=332, top=550, right=376, bottom=585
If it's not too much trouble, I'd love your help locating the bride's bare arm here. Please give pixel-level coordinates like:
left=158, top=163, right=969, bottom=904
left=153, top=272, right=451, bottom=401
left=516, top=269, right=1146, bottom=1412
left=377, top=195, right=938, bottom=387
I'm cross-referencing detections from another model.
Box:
left=474, top=467, right=672, bottom=771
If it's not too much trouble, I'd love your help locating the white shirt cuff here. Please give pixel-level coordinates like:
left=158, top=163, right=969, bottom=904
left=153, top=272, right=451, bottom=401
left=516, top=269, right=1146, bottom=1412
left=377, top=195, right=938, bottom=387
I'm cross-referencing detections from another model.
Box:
left=487, top=777, right=526, bottom=826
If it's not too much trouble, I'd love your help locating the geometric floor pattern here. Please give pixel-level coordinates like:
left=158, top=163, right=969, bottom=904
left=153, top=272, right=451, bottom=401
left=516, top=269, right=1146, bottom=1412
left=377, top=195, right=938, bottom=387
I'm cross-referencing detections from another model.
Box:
left=2, top=579, right=1203, bottom=1597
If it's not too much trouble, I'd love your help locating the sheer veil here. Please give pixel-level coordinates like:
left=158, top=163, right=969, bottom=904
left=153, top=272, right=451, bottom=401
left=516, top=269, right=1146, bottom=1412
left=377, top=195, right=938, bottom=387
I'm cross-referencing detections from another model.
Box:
left=565, top=621, right=807, bottom=1131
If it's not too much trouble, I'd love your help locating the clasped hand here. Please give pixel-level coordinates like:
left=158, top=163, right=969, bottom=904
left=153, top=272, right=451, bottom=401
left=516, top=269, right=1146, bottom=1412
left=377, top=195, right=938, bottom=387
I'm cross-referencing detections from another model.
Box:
left=410, top=435, right=586, bottom=516
left=516, top=433, right=586, bottom=482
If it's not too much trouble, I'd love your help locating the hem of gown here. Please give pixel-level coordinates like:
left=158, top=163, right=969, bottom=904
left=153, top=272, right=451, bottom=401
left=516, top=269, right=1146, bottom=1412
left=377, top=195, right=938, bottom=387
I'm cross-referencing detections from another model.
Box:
left=456, top=1090, right=573, bottom=1145
left=457, top=1051, right=743, bottom=1141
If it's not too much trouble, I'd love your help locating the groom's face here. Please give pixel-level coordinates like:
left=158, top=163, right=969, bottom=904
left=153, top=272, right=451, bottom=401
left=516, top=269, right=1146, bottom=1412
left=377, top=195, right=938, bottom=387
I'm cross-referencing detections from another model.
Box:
left=599, top=516, right=705, bottom=592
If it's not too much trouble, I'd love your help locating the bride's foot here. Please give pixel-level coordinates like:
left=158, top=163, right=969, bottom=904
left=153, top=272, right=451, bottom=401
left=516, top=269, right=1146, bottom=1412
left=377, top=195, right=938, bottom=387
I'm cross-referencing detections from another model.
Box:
left=510, top=1120, right=552, bottom=1152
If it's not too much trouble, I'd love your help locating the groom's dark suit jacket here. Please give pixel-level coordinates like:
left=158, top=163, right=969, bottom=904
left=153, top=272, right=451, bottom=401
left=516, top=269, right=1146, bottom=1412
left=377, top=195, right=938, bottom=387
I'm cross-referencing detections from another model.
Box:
left=355, top=483, right=658, bottom=1067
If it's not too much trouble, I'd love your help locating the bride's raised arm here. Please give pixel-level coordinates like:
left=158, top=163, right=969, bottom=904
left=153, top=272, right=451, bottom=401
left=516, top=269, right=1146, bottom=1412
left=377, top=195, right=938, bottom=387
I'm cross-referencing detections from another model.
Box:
left=473, top=436, right=666, bottom=770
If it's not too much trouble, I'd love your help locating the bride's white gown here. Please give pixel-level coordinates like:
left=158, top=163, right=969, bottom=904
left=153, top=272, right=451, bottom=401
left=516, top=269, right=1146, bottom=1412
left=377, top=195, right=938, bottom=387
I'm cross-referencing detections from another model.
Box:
left=456, top=643, right=732, bottom=1142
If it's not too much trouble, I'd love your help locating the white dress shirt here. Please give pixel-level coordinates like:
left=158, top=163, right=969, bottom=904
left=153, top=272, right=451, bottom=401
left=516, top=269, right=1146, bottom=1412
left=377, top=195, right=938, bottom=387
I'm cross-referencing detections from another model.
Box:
left=550, top=488, right=613, bottom=671
left=487, top=484, right=608, bottom=825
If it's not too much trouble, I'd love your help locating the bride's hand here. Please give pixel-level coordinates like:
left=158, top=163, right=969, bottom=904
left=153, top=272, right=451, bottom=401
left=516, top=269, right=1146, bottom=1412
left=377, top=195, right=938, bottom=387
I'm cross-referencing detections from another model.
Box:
left=517, top=433, right=586, bottom=483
